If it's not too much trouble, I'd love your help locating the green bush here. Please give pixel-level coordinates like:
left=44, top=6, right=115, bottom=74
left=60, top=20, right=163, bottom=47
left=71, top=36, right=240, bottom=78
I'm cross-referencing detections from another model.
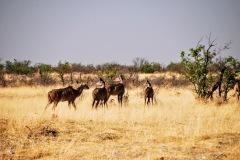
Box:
left=5, top=59, right=34, bottom=75
left=139, top=63, right=161, bottom=73
left=180, top=36, right=239, bottom=101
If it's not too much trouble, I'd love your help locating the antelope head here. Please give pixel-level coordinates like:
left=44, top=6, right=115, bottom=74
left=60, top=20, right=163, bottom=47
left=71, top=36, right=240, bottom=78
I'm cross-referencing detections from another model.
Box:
left=145, top=80, right=152, bottom=88
left=95, top=78, right=105, bottom=88
left=115, top=74, right=124, bottom=84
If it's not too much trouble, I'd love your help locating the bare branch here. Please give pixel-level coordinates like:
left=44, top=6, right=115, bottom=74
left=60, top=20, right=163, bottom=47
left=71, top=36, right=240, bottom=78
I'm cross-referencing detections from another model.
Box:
left=216, top=41, right=231, bottom=55
left=206, top=33, right=217, bottom=54
left=196, top=38, right=203, bottom=47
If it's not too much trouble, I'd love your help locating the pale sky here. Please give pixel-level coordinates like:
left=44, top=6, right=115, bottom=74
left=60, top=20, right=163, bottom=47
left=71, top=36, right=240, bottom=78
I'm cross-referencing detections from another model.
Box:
left=0, top=0, right=239, bottom=66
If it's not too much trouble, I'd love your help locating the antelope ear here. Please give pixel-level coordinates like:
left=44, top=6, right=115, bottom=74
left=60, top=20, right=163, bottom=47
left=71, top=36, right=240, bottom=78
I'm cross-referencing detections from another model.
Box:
left=120, top=74, right=124, bottom=80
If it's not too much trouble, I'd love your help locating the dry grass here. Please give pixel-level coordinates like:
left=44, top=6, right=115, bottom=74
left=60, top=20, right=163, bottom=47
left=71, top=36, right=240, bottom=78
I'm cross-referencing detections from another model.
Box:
left=1, top=85, right=240, bottom=160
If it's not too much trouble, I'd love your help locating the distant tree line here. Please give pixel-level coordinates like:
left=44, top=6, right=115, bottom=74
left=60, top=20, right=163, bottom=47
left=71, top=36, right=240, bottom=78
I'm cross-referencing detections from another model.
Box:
left=0, top=57, right=171, bottom=76
left=0, top=57, right=167, bottom=86
left=0, top=55, right=190, bottom=87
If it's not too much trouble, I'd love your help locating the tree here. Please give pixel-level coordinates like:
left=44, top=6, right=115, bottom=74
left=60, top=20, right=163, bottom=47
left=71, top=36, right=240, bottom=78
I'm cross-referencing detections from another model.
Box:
left=35, top=63, right=52, bottom=76
left=214, top=56, right=240, bottom=101
left=85, top=64, right=96, bottom=73
left=132, top=57, right=161, bottom=73
left=0, top=59, right=4, bottom=72
left=140, top=64, right=154, bottom=73
left=180, top=34, right=239, bottom=101
left=166, top=62, right=184, bottom=73
left=152, top=62, right=162, bottom=72
left=132, top=57, right=149, bottom=69
left=34, top=63, right=54, bottom=85
left=96, top=62, right=122, bottom=80
left=5, top=59, right=34, bottom=75
left=57, top=61, right=70, bottom=86
left=0, top=59, right=6, bottom=87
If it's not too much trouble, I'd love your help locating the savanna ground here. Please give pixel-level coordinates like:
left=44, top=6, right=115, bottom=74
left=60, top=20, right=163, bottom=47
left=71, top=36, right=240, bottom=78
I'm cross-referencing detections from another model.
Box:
left=1, top=73, right=240, bottom=160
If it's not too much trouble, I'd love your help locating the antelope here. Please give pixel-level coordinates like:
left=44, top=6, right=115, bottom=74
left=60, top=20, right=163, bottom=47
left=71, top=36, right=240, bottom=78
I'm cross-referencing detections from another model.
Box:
left=92, top=78, right=108, bottom=109
left=106, top=75, right=125, bottom=107
left=144, top=80, right=154, bottom=106
left=207, top=81, right=220, bottom=99
left=233, top=81, right=240, bottom=101
left=45, top=83, right=89, bottom=111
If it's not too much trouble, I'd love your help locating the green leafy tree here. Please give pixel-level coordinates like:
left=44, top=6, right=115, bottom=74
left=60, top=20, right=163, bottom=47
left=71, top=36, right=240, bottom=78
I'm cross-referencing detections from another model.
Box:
left=140, top=64, right=154, bottom=73
left=139, top=62, right=161, bottom=73
left=180, top=35, right=239, bottom=100
left=71, top=63, right=87, bottom=72
left=5, top=59, right=34, bottom=75
left=34, top=63, right=53, bottom=85
left=57, top=61, right=70, bottom=86
left=36, top=63, right=52, bottom=76
left=166, top=62, right=184, bottom=73
left=85, top=64, right=96, bottom=73
left=0, top=59, right=6, bottom=87
left=152, top=62, right=161, bottom=72
left=0, top=59, right=4, bottom=71
left=96, top=62, right=121, bottom=80
left=215, top=56, right=240, bottom=101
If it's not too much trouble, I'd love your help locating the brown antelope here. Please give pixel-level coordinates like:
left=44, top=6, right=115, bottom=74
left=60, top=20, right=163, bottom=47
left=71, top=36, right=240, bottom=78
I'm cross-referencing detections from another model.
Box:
left=144, top=80, right=154, bottom=106
left=233, top=81, right=240, bottom=101
left=106, top=75, right=125, bottom=107
left=45, top=83, right=89, bottom=111
left=92, top=78, right=108, bottom=109
left=207, top=81, right=220, bottom=99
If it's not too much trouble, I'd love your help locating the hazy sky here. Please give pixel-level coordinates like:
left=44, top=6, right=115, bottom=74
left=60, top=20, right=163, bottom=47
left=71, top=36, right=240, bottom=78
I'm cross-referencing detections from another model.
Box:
left=0, top=0, right=239, bottom=66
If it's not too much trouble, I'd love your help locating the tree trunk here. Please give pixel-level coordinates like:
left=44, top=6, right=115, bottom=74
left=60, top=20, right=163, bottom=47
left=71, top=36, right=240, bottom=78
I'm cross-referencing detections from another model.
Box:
left=60, top=74, right=64, bottom=86
left=223, top=85, right=228, bottom=101
left=218, top=67, right=226, bottom=97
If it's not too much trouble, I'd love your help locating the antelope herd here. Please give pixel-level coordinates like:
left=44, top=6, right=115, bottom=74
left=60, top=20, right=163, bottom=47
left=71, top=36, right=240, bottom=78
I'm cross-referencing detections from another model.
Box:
left=45, top=75, right=240, bottom=111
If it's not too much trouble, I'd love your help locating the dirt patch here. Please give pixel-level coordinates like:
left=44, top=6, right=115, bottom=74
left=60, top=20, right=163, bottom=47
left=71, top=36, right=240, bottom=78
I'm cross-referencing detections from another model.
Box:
left=26, top=125, right=58, bottom=138
left=95, top=130, right=122, bottom=141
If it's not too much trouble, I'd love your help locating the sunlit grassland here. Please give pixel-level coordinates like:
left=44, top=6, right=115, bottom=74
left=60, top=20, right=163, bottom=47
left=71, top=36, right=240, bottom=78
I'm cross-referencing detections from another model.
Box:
left=1, top=85, right=240, bottom=159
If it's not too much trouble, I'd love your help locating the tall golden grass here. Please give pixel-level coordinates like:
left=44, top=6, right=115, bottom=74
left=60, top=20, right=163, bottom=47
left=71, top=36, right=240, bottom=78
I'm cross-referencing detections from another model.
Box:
left=1, top=84, right=240, bottom=159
